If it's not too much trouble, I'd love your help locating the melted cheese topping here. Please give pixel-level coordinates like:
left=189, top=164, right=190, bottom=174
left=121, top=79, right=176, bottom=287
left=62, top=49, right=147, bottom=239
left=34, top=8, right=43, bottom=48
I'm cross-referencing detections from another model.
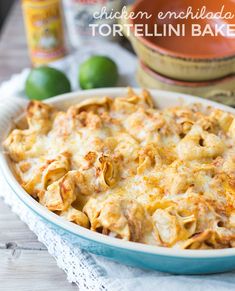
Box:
left=4, top=89, right=235, bottom=249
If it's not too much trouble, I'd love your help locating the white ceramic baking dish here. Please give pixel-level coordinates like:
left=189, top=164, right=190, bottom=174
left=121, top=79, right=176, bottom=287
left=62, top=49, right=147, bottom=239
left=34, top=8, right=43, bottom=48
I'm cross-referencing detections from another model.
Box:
left=1, top=88, right=235, bottom=275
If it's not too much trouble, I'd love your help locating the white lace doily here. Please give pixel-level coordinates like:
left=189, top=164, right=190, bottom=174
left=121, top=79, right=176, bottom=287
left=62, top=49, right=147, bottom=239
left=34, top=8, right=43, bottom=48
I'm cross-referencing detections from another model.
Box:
left=1, top=43, right=235, bottom=291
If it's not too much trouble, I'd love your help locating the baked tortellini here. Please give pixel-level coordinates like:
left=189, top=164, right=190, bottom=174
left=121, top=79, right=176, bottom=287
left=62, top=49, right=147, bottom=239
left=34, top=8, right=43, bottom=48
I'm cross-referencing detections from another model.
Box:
left=4, top=89, right=235, bottom=249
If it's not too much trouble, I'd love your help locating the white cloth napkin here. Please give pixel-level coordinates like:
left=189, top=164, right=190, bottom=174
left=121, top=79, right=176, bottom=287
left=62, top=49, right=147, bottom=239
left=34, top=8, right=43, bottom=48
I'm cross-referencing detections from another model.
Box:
left=1, top=42, right=235, bottom=291
left=0, top=42, right=138, bottom=99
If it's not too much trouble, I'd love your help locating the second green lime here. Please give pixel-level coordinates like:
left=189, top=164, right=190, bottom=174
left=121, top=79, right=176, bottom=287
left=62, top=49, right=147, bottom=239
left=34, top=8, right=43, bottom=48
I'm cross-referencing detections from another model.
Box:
left=79, top=56, right=119, bottom=90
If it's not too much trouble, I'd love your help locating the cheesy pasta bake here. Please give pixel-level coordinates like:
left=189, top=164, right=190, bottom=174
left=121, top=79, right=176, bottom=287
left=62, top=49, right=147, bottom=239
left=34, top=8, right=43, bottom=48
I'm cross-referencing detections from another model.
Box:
left=4, top=89, right=235, bottom=249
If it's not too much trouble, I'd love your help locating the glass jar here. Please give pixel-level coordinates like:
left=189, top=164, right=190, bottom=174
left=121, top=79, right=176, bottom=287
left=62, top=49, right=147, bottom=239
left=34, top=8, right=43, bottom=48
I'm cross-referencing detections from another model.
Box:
left=62, top=0, right=124, bottom=48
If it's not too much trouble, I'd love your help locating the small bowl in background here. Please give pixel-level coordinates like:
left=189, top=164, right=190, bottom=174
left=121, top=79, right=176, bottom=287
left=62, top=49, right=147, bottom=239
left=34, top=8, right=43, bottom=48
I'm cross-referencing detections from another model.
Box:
left=122, top=0, right=235, bottom=82
left=137, top=61, right=235, bottom=106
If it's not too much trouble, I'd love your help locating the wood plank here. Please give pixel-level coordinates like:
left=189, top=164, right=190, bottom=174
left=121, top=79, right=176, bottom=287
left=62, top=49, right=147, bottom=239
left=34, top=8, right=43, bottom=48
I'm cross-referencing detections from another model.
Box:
left=0, top=0, right=30, bottom=83
left=0, top=198, right=46, bottom=250
left=0, top=0, right=15, bottom=28
left=0, top=249, right=78, bottom=290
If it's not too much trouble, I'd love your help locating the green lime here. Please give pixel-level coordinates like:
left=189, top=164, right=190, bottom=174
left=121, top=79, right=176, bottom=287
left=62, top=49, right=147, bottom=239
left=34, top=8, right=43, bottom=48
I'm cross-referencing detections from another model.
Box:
left=25, top=66, right=71, bottom=100
left=79, top=56, right=119, bottom=90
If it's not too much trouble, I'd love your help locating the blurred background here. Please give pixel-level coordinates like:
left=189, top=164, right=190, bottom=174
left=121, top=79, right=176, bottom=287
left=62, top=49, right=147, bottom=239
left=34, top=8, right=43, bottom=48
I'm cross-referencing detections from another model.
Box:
left=0, top=0, right=14, bottom=30
left=0, top=0, right=133, bottom=84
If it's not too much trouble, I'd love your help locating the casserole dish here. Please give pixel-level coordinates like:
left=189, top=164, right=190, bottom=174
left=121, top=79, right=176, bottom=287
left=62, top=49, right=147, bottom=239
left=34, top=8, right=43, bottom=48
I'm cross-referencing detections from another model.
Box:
left=1, top=88, right=235, bottom=274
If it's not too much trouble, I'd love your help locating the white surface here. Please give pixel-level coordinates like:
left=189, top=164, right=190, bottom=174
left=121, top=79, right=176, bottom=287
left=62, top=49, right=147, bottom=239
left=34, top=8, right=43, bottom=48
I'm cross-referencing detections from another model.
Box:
left=1, top=43, right=235, bottom=291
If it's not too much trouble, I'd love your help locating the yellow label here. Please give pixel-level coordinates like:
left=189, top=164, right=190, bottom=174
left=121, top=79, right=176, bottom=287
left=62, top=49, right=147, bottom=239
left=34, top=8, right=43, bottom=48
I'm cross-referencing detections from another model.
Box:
left=22, top=0, right=66, bottom=66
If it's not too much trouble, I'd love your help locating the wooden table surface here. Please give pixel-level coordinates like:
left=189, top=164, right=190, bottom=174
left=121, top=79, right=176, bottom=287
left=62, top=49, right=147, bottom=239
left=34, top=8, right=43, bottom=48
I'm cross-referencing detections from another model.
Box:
left=0, top=1, right=77, bottom=290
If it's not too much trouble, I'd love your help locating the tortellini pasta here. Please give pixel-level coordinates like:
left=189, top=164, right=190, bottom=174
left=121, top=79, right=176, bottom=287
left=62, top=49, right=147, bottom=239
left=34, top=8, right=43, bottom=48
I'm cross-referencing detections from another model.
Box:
left=84, top=197, right=152, bottom=242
